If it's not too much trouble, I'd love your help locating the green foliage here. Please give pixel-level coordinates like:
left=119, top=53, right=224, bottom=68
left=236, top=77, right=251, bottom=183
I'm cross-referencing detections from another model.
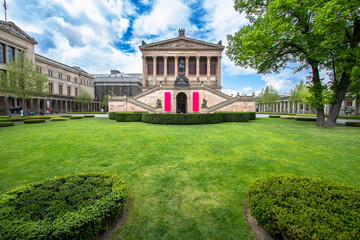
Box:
left=289, top=81, right=311, bottom=104
left=23, top=119, right=46, bottom=124
left=345, top=122, right=360, bottom=127
left=0, top=122, right=14, bottom=127
left=74, top=88, right=93, bottom=106
left=269, top=115, right=281, bottom=118
left=214, top=112, right=250, bottom=122
left=50, top=118, right=67, bottom=122
left=68, top=112, right=106, bottom=114
left=248, top=112, right=256, bottom=120
left=0, top=172, right=128, bottom=240
left=256, top=85, right=280, bottom=108
left=295, top=117, right=317, bottom=121
left=102, top=91, right=116, bottom=107
left=69, top=116, right=84, bottom=120
left=59, top=115, right=72, bottom=118
left=248, top=176, right=360, bottom=239
left=0, top=116, right=9, bottom=119
left=142, top=113, right=224, bottom=125
left=281, top=116, right=295, bottom=119
left=109, top=112, right=120, bottom=120
left=83, top=115, right=95, bottom=118
left=115, top=112, right=143, bottom=122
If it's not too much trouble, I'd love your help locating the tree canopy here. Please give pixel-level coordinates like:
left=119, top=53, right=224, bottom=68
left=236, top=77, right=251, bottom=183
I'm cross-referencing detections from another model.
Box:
left=256, top=84, right=280, bottom=111
left=289, top=81, right=311, bottom=104
left=74, top=88, right=93, bottom=106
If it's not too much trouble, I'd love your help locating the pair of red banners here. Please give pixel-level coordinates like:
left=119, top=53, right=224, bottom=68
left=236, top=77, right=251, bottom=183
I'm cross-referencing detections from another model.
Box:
left=164, top=92, right=199, bottom=112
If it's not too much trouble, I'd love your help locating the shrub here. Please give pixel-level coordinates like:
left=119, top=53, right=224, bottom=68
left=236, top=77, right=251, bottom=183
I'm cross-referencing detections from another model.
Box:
left=0, top=172, right=128, bottom=240
left=269, top=115, right=281, bottom=118
left=68, top=112, right=107, bottom=114
left=109, top=112, right=120, bottom=120
left=60, top=115, right=72, bottom=118
left=281, top=116, right=295, bottom=119
left=24, top=116, right=52, bottom=120
left=0, top=116, right=9, bottom=119
left=345, top=122, right=360, bottom=127
left=215, top=112, right=250, bottom=122
left=23, top=119, right=46, bottom=124
left=50, top=117, right=67, bottom=122
left=83, top=115, right=95, bottom=118
left=69, top=116, right=84, bottom=119
left=248, top=175, right=360, bottom=240
left=115, top=112, right=143, bottom=122
left=295, top=117, right=317, bottom=121
left=248, top=112, right=256, bottom=120
left=142, top=113, right=223, bottom=125
left=0, top=122, right=14, bottom=127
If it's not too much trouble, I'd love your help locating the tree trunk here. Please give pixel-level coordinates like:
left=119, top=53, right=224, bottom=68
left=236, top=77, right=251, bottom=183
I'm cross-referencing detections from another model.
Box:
left=326, top=72, right=351, bottom=127
left=310, top=63, right=326, bottom=126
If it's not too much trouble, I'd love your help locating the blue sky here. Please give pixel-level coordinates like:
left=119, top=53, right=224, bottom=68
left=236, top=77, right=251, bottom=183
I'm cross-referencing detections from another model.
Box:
left=2, top=0, right=313, bottom=95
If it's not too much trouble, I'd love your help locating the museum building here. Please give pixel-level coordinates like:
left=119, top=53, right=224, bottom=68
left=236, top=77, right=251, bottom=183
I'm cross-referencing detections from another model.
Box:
left=109, top=29, right=255, bottom=113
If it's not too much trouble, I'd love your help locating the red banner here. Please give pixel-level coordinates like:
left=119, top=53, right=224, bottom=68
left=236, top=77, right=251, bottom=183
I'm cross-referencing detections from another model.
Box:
left=165, top=92, right=171, bottom=111
left=193, top=92, right=199, bottom=112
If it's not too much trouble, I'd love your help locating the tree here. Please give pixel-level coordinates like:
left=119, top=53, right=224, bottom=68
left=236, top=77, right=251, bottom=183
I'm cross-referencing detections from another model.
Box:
left=227, top=0, right=360, bottom=127
left=74, top=88, right=93, bottom=111
left=101, top=90, right=116, bottom=110
left=256, top=84, right=280, bottom=112
left=0, top=52, right=49, bottom=112
left=289, top=81, right=311, bottom=104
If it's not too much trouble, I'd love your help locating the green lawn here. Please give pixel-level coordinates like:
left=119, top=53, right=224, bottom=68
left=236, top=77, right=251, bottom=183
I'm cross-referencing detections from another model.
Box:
left=0, top=118, right=359, bottom=239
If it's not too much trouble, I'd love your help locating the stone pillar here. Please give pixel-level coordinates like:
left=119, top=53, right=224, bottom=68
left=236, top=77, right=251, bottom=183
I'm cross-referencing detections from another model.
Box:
left=152, top=56, right=157, bottom=86
left=287, top=101, right=290, bottom=113
left=175, top=56, right=178, bottom=77
left=216, top=56, right=221, bottom=87
left=303, top=103, right=306, bottom=113
left=65, top=100, right=68, bottom=113
left=164, top=56, right=168, bottom=79
left=4, top=96, right=9, bottom=115
left=142, top=56, right=147, bottom=87
left=207, top=56, right=211, bottom=85
left=196, top=56, right=200, bottom=80
left=292, top=102, right=295, bottom=113
left=30, top=99, right=34, bottom=112
left=37, top=98, right=40, bottom=114
left=185, top=56, right=189, bottom=77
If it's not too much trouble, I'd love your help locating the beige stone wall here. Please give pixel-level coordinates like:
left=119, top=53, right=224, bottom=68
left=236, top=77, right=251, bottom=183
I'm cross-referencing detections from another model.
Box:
left=109, top=101, right=149, bottom=112
left=216, top=101, right=256, bottom=112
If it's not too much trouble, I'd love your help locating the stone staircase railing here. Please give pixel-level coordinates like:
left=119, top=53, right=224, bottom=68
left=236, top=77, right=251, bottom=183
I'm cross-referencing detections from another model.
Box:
left=127, top=97, right=157, bottom=112
left=207, top=98, right=238, bottom=112
left=134, top=86, right=160, bottom=100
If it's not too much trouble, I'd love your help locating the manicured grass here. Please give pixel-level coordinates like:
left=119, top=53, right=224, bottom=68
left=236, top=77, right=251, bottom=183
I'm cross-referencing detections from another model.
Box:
left=0, top=118, right=359, bottom=239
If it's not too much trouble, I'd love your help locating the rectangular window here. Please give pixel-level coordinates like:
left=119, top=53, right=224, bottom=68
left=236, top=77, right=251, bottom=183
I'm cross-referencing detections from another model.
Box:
left=0, top=43, right=5, bottom=63
left=200, top=59, right=207, bottom=75
left=36, top=66, right=42, bottom=73
left=16, top=49, right=21, bottom=58
left=67, top=75, right=71, bottom=81
left=48, top=69, right=53, bottom=77
left=147, top=62, right=153, bottom=75
left=58, top=73, right=62, bottom=79
left=189, top=59, right=196, bottom=75
left=167, top=61, right=175, bottom=75
left=67, top=87, right=71, bottom=96
left=74, top=77, right=78, bottom=83
left=75, top=88, right=78, bottom=96
left=156, top=61, right=164, bottom=75
left=210, top=61, right=216, bottom=75
left=49, top=83, right=53, bottom=93
left=8, top=46, right=14, bottom=62
left=59, top=84, right=63, bottom=95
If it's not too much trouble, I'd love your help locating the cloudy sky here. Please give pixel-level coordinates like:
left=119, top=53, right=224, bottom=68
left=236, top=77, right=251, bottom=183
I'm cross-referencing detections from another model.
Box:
left=3, top=0, right=311, bottom=95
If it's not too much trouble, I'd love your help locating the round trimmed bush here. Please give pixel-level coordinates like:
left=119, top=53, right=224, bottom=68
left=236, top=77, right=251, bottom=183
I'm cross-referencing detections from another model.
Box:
left=0, top=122, right=14, bottom=127
left=0, top=172, right=128, bottom=240
left=269, top=115, right=281, bottom=118
left=248, top=176, right=360, bottom=240
left=50, top=117, right=67, bottom=121
left=23, top=119, right=46, bottom=124
left=69, top=116, right=84, bottom=119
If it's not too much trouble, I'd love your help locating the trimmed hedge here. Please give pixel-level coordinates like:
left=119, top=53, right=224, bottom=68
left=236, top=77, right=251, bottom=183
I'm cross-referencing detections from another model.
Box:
left=345, top=122, right=360, bottom=127
left=68, top=112, right=107, bottom=114
left=295, top=117, right=317, bottom=121
left=115, top=112, right=143, bottom=122
left=142, top=113, right=224, bottom=125
left=60, top=115, right=72, bottom=118
left=0, top=172, right=128, bottom=240
left=269, top=115, right=281, bottom=118
left=215, top=112, right=250, bottom=122
left=0, top=122, right=14, bottom=127
left=69, top=116, right=84, bottom=119
left=23, top=119, right=46, bottom=124
left=281, top=116, right=295, bottom=119
left=249, top=112, right=256, bottom=120
left=248, top=175, right=360, bottom=240
left=0, top=116, right=9, bottom=119
left=109, top=112, right=120, bottom=120
left=50, top=117, right=67, bottom=122
left=83, top=115, right=95, bottom=118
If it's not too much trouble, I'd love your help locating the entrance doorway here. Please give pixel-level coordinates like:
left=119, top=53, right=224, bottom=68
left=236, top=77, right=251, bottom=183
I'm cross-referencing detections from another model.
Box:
left=176, top=92, right=187, bottom=113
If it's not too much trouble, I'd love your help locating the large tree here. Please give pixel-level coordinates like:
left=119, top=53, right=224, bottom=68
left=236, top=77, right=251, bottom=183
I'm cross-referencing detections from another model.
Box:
left=227, top=0, right=360, bottom=127
left=256, top=84, right=280, bottom=112
left=289, top=80, right=311, bottom=104
left=0, top=52, right=49, bottom=112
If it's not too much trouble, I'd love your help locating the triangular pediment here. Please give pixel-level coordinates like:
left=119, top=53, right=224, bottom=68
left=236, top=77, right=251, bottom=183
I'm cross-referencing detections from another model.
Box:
left=139, top=37, right=224, bottom=51
left=0, top=21, right=38, bottom=44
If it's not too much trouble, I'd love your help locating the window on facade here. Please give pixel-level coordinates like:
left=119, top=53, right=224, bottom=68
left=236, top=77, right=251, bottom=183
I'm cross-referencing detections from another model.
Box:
left=49, top=83, right=53, bottom=93
left=189, top=57, right=196, bottom=75
left=75, top=88, right=78, bottom=96
left=167, top=58, right=175, bottom=75
left=156, top=58, right=164, bottom=75
left=147, top=58, right=153, bottom=75
left=16, top=49, right=21, bottom=59
left=58, top=73, right=62, bottom=79
left=210, top=58, right=216, bottom=75
left=67, top=87, right=71, bottom=96
left=75, top=77, right=78, bottom=83
left=67, top=75, right=71, bottom=81
left=0, top=43, right=5, bottom=63
left=59, top=84, right=63, bottom=95
left=36, top=66, right=42, bottom=73
left=48, top=69, right=53, bottom=77
left=200, top=58, right=207, bottom=75
left=8, top=46, right=14, bottom=62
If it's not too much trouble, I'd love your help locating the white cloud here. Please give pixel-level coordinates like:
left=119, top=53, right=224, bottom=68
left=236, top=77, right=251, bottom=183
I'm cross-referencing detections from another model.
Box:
left=222, top=87, right=256, bottom=97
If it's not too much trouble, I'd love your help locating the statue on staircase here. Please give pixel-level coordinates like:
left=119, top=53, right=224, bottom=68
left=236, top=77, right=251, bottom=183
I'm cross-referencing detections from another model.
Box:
left=179, top=59, right=185, bottom=73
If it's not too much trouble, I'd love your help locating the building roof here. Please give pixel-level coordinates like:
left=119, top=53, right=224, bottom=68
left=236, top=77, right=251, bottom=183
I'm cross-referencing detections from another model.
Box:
left=93, top=72, right=142, bottom=84
left=0, top=20, right=38, bottom=44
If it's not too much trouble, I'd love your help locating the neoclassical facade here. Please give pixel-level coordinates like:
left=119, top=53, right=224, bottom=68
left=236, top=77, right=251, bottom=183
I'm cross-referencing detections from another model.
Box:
left=109, top=29, right=255, bottom=113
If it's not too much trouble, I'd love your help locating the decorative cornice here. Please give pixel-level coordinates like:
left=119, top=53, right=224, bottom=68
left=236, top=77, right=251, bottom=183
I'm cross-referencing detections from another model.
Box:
left=0, top=21, right=38, bottom=44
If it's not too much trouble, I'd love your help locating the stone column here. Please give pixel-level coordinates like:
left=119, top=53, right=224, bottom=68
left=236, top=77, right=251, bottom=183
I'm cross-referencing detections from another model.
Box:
left=287, top=101, right=290, bottom=113
left=292, top=102, right=295, bottom=113
left=185, top=56, right=189, bottom=77
left=303, top=103, right=306, bottom=113
left=196, top=56, right=200, bottom=80
left=164, top=56, right=168, bottom=80
left=216, top=56, right=221, bottom=87
left=30, top=99, right=34, bottom=112
left=175, top=56, right=178, bottom=77
left=37, top=98, right=40, bottom=114
left=142, top=56, right=147, bottom=87
left=207, top=56, right=211, bottom=85
left=152, top=56, right=157, bottom=86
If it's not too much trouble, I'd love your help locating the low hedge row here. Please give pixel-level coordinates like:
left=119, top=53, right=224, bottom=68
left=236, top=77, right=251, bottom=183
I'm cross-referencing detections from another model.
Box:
left=142, top=113, right=224, bottom=124
left=68, top=112, right=107, bottom=114
left=69, top=116, right=84, bottom=119
left=295, top=117, right=317, bottom=121
left=109, top=111, right=147, bottom=120
left=0, top=122, right=14, bottom=127
left=115, top=112, right=143, bottom=122
left=50, top=117, right=67, bottom=121
left=0, top=116, right=9, bottom=119
left=0, top=172, right=128, bottom=240
left=23, top=119, right=46, bottom=124
left=258, top=112, right=360, bottom=119
left=248, top=175, right=360, bottom=240
left=345, top=122, right=360, bottom=127
left=83, top=115, right=95, bottom=118
left=269, top=115, right=281, bottom=118
left=281, top=116, right=295, bottom=119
